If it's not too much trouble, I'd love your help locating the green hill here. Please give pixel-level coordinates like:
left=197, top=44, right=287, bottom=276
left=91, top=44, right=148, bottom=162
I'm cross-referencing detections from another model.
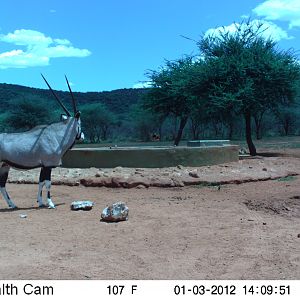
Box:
left=0, top=82, right=148, bottom=115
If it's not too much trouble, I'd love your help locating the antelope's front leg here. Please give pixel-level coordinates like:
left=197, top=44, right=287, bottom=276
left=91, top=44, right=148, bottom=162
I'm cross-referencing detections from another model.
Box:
left=0, top=165, right=17, bottom=209
left=38, top=167, right=55, bottom=209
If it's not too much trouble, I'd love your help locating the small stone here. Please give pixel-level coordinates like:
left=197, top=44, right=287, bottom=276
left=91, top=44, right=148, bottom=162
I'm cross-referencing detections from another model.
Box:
left=297, top=234, right=300, bottom=238
left=95, top=171, right=104, bottom=177
left=189, top=170, right=199, bottom=178
left=136, top=184, right=146, bottom=189
left=114, top=166, right=123, bottom=172
left=171, top=177, right=185, bottom=187
left=262, top=168, right=267, bottom=171
left=177, top=165, right=184, bottom=169
left=19, top=214, right=27, bottom=219
left=239, top=148, right=247, bottom=155
left=172, top=172, right=182, bottom=177
left=71, top=200, right=94, bottom=211
left=101, top=202, right=129, bottom=222
left=263, top=222, right=267, bottom=225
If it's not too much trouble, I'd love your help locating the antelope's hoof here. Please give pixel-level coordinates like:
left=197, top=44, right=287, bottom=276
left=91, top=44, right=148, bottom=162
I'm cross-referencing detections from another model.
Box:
left=39, top=204, right=47, bottom=208
left=48, top=204, right=56, bottom=209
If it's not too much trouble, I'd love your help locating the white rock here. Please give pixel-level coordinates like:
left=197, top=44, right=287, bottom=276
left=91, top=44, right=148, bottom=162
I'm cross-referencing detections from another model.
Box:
left=101, top=202, right=129, bottom=222
left=71, top=200, right=94, bottom=211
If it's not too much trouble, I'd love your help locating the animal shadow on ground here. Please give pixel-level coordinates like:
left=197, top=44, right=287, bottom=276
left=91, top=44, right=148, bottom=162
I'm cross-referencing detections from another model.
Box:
left=257, top=152, right=284, bottom=157
left=0, top=202, right=65, bottom=213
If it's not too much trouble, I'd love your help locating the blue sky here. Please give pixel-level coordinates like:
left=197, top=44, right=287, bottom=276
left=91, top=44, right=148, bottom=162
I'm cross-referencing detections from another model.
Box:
left=0, top=0, right=299, bottom=92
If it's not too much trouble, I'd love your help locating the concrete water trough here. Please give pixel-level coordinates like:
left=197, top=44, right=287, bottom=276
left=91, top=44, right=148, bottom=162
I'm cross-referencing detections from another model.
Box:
left=187, top=140, right=231, bottom=147
left=62, top=144, right=239, bottom=168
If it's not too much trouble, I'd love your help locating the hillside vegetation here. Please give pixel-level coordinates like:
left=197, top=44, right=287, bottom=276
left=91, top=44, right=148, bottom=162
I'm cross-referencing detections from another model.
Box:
left=1, top=21, right=300, bottom=150
left=0, top=79, right=300, bottom=146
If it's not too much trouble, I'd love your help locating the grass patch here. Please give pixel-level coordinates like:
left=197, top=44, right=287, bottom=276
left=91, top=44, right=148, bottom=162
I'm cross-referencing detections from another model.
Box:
left=194, top=182, right=221, bottom=188
left=277, top=176, right=297, bottom=182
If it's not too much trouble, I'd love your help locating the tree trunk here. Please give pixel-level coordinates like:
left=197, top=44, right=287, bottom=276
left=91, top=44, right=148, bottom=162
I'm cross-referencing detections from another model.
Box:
left=158, top=124, right=163, bottom=141
left=102, top=125, right=108, bottom=140
left=213, top=122, right=219, bottom=137
left=190, top=120, right=197, bottom=140
left=158, top=115, right=166, bottom=141
left=228, top=120, right=233, bottom=140
left=244, top=111, right=257, bottom=156
left=253, top=111, right=265, bottom=140
left=172, top=117, right=178, bottom=140
left=254, top=117, right=261, bottom=140
left=255, top=126, right=261, bottom=140
left=283, top=118, right=290, bottom=135
left=190, top=118, right=201, bottom=140
left=174, top=117, right=188, bottom=146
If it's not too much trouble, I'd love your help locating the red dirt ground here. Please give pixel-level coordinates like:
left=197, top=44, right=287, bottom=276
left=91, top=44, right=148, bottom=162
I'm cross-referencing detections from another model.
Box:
left=0, top=154, right=300, bottom=280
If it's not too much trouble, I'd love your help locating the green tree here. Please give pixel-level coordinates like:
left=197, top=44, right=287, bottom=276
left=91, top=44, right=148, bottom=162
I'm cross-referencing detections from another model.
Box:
left=81, top=103, right=117, bottom=143
left=197, top=20, right=300, bottom=155
left=144, top=56, right=198, bottom=145
left=129, top=104, right=166, bottom=141
left=5, top=96, right=53, bottom=131
left=272, top=102, right=300, bottom=135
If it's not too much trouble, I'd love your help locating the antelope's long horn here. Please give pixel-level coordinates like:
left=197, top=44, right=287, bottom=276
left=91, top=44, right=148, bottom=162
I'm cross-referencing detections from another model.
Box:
left=65, top=75, right=77, bottom=114
left=41, top=73, right=71, bottom=117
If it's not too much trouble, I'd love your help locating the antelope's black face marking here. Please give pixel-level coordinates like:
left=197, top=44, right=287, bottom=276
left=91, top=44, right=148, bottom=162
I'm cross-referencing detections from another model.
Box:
left=74, top=111, right=84, bottom=141
left=76, top=132, right=84, bottom=141
left=75, top=111, right=81, bottom=119
left=75, top=117, right=84, bottom=142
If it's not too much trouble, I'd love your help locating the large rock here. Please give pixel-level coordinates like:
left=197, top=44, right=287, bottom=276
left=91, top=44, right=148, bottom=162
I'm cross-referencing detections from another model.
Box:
left=101, top=202, right=129, bottom=222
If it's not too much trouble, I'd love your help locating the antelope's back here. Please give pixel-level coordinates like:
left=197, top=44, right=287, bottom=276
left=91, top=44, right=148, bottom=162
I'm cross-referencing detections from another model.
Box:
left=0, top=121, right=75, bottom=169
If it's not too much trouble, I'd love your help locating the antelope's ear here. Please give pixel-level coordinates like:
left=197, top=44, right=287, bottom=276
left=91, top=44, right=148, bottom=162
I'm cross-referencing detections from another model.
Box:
left=75, top=111, right=81, bottom=119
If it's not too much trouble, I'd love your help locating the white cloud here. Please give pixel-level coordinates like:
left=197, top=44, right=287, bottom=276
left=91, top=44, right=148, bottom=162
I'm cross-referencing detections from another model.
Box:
left=0, top=29, right=91, bottom=69
left=241, top=15, right=250, bottom=19
left=253, top=0, right=300, bottom=28
left=43, top=45, right=91, bottom=58
left=204, top=19, right=293, bottom=42
left=1, top=29, right=52, bottom=46
left=53, top=38, right=72, bottom=46
left=50, top=9, right=56, bottom=13
left=133, top=81, right=152, bottom=89
left=205, top=23, right=240, bottom=38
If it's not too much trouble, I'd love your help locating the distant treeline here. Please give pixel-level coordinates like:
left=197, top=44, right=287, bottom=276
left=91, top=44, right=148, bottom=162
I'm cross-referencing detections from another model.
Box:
left=0, top=81, right=300, bottom=145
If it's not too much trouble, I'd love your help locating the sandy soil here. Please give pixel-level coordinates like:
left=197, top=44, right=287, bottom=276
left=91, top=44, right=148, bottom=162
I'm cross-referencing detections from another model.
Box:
left=1, top=155, right=300, bottom=280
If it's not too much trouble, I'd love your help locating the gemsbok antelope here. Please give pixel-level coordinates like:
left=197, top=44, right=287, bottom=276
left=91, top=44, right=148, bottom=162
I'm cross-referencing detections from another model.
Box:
left=0, top=75, right=84, bottom=209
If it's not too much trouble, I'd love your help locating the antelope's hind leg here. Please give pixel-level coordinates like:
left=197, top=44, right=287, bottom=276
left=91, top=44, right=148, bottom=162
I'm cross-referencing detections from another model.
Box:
left=38, top=167, right=55, bottom=209
left=0, top=165, right=17, bottom=209
left=37, top=179, right=46, bottom=207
